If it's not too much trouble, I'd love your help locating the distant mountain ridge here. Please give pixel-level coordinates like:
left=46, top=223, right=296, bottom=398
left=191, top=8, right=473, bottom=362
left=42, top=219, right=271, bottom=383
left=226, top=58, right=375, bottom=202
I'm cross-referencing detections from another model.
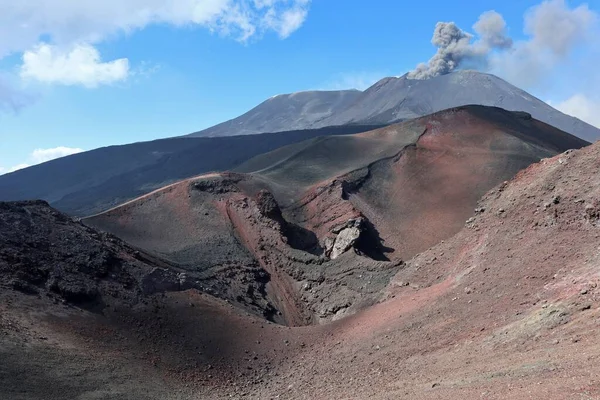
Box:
left=0, top=70, right=596, bottom=218
left=0, top=125, right=382, bottom=216
left=192, top=90, right=362, bottom=137
left=187, top=70, right=600, bottom=142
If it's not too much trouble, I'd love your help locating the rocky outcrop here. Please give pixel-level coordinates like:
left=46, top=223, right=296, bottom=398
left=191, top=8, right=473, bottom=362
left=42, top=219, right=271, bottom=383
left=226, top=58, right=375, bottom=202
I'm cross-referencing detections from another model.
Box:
left=585, top=201, right=600, bottom=226
left=85, top=174, right=404, bottom=326
left=0, top=200, right=278, bottom=319
left=256, top=190, right=283, bottom=220
left=192, top=174, right=242, bottom=194
left=327, top=218, right=364, bottom=259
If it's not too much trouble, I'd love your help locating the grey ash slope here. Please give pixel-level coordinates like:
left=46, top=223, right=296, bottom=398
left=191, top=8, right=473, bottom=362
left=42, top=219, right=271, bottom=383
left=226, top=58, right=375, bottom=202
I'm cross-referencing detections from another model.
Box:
left=1, top=70, right=596, bottom=218
left=188, top=70, right=600, bottom=142
left=189, top=90, right=362, bottom=137
left=329, top=71, right=600, bottom=142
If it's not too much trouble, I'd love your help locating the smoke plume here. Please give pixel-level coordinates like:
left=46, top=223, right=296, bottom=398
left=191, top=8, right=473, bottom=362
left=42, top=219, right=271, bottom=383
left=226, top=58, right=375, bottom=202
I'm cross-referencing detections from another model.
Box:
left=408, top=1, right=596, bottom=82
left=408, top=11, right=511, bottom=79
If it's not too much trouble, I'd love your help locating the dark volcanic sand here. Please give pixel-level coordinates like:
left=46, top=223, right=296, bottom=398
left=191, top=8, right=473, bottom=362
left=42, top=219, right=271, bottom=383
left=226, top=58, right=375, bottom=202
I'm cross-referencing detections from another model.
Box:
left=1, top=106, right=597, bottom=399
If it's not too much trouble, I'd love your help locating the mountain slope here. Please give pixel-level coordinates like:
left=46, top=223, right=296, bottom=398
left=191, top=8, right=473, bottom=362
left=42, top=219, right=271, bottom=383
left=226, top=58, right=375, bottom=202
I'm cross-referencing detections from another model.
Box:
left=2, top=71, right=595, bottom=220
left=0, top=125, right=381, bottom=216
left=187, top=71, right=600, bottom=142
left=3, top=114, right=600, bottom=400
left=0, top=200, right=308, bottom=399
left=327, top=71, right=600, bottom=142
left=241, top=105, right=588, bottom=258
left=0, top=200, right=279, bottom=320
left=188, top=90, right=362, bottom=137
left=85, top=106, right=588, bottom=327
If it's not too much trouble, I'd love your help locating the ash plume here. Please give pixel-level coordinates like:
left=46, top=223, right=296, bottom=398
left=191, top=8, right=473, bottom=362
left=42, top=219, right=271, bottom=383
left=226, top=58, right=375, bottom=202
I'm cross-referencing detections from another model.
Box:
left=408, top=11, right=512, bottom=80
left=408, top=1, right=597, bottom=82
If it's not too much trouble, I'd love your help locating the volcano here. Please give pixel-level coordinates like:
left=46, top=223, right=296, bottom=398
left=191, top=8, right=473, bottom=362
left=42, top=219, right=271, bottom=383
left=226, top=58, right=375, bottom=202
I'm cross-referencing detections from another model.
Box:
left=1, top=105, right=599, bottom=399
left=188, top=71, right=600, bottom=143
left=1, top=72, right=597, bottom=221
left=84, top=105, right=588, bottom=326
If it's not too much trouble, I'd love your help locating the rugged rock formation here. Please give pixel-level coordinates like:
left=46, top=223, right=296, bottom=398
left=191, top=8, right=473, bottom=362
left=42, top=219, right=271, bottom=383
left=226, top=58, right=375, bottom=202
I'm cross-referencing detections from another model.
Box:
left=0, top=200, right=278, bottom=319
left=85, top=106, right=589, bottom=327
left=2, top=117, right=600, bottom=400
left=327, top=218, right=364, bottom=259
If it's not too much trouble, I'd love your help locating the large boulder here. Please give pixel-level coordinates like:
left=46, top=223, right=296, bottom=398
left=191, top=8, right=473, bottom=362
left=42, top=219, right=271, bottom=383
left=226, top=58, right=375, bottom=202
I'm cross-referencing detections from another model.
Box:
left=329, top=218, right=364, bottom=259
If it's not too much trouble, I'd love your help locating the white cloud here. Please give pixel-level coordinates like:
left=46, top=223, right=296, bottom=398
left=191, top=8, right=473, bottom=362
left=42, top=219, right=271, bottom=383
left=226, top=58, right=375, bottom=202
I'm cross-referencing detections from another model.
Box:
left=0, top=146, right=84, bottom=175
left=0, top=0, right=311, bottom=90
left=0, top=164, right=30, bottom=175
left=21, top=44, right=129, bottom=87
left=0, top=0, right=312, bottom=58
left=31, top=146, right=84, bottom=163
left=264, top=5, right=310, bottom=39
left=550, top=94, right=600, bottom=129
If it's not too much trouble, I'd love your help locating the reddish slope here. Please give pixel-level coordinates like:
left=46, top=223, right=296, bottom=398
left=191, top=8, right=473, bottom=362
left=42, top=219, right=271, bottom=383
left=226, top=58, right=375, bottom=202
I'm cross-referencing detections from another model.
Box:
left=351, top=107, right=558, bottom=257
left=239, top=138, right=600, bottom=399
left=85, top=106, right=588, bottom=327
left=3, top=136, right=600, bottom=400
left=287, top=106, right=587, bottom=260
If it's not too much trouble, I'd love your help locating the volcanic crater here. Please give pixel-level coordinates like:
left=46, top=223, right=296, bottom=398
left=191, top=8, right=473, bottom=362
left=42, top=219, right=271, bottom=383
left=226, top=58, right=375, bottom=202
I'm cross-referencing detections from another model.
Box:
left=83, top=105, right=588, bottom=327
left=2, top=105, right=598, bottom=400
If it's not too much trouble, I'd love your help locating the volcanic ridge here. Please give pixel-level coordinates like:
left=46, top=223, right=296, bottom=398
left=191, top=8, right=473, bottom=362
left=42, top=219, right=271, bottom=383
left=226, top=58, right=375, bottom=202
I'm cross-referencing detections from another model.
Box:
left=1, top=105, right=598, bottom=399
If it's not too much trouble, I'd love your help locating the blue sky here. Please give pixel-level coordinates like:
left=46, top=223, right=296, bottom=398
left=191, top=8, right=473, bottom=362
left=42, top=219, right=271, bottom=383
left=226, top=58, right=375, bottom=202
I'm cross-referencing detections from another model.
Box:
left=0, top=0, right=599, bottom=173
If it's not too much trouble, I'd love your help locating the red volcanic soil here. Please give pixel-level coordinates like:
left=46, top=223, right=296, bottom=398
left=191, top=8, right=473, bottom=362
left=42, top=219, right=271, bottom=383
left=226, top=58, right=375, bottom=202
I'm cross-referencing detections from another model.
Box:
left=84, top=106, right=588, bottom=326
left=2, top=136, right=600, bottom=399
left=286, top=106, right=586, bottom=261
left=3, top=106, right=595, bottom=399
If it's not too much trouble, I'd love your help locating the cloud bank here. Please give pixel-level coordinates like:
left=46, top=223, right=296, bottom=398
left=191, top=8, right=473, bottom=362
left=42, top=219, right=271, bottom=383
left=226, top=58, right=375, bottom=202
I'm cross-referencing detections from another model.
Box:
left=0, top=0, right=311, bottom=57
left=550, top=95, right=600, bottom=129
left=1, top=146, right=84, bottom=175
left=31, top=147, right=85, bottom=164
left=0, top=164, right=30, bottom=175
left=0, top=0, right=312, bottom=89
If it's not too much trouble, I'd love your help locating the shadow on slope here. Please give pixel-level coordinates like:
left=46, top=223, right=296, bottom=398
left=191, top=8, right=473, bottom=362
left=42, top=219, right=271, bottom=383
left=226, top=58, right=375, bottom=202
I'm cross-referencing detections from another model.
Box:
left=245, top=105, right=588, bottom=261
left=3, top=135, right=600, bottom=400
left=85, top=105, right=588, bottom=327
